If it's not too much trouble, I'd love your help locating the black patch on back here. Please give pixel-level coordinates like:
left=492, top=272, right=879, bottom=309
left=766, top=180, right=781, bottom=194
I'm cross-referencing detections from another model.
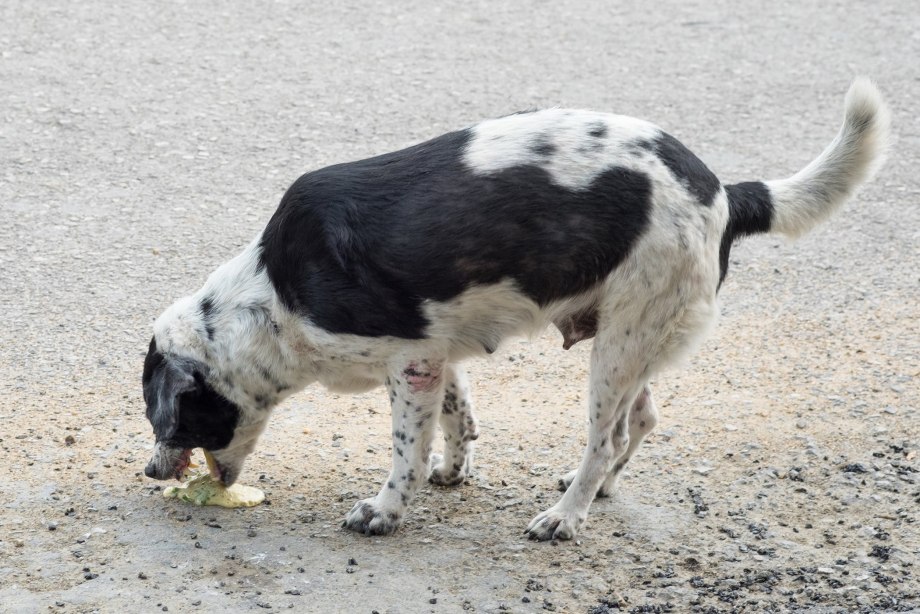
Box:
left=720, top=181, right=774, bottom=286
left=200, top=297, right=216, bottom=340
left=644, top=132, right=720, bottom=207
left=142, top=336, right=240, bottom=450
left=259, top=129, right=653, bottom=338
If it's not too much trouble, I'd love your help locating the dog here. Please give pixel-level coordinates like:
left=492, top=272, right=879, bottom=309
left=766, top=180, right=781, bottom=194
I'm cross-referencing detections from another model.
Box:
left=143, top=79, right=888, bottom=540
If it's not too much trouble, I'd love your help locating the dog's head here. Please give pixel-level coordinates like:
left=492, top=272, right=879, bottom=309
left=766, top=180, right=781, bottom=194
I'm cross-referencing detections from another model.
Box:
left=142, top=336, right=255, bottom=486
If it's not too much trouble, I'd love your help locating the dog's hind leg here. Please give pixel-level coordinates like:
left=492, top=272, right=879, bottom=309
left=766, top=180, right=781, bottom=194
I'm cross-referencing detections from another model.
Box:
left=600, top=385, right=658, bottom=494
left=558, top=385, right=658, bottom=497
left=429, top=364, right=480, bottom=486
left=526, top=320, right=650, bottom=541
left=343, top=358, right=446, bottom=536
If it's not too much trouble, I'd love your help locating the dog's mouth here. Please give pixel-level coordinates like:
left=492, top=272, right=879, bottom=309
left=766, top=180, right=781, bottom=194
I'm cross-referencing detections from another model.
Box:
left=145, top=445, right=227, bottom=485
left=173, top=449, right=227, bottom=483
left=173, top=448, right=193, bottom=480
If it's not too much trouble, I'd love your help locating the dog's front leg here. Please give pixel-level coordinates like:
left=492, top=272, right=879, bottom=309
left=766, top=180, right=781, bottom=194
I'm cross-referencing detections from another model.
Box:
left=343, top=359, right=445, bottom=536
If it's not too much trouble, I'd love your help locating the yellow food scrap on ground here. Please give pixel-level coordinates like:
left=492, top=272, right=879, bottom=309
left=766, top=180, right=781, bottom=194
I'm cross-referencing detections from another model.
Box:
left=163, top=475, right=265, bottom=507
left=164, top=451, right=264, bottom=508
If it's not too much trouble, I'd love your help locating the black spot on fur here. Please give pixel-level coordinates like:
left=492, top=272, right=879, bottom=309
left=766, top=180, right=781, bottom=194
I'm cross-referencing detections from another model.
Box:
left=199, top=298, right=216, bottom=341
left=639, top=132, right=720, bottom=207
left=588, top=122, right=608, bottom=138
left=259, top=129, right=653, bottom=338
left=442, top=391, right=458, bottom=415
left=530, top=134, right=556, bottom=157
left=720, top=182, right=773, bottom=286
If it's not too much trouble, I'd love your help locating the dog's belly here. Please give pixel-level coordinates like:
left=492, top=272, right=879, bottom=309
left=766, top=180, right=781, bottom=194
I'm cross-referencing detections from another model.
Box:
left=314, top=363, right=387, bottom=393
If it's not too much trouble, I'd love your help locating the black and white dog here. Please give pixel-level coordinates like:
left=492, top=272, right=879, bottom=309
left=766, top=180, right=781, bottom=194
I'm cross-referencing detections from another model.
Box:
left=143, top=79, right=888, bottom=540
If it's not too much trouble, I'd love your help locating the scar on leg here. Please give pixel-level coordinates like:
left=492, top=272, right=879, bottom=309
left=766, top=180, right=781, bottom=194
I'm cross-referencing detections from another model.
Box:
left=403, top=361, right=443, bottom=392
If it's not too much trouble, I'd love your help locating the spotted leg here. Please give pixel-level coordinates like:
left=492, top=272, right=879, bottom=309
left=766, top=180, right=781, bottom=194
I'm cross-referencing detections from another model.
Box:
left=558, top=385, right=658, bottom=497
left=429, top=364, right=479, bottom=486
left=343, top=358, right=445, bottom=536
left=527, top=318, right=650, bottom=540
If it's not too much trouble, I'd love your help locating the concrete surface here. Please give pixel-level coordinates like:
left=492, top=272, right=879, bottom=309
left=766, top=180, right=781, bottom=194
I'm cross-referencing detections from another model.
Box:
left=1, top=1, right=918, bottom=612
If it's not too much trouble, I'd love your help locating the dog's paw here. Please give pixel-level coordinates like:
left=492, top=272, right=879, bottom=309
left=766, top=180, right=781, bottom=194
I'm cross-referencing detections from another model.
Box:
left=557, top=469, right=614, bottom=498
left=342, top=498, right=401, bottom=536
left=525, top=506, right=586, bottom=541
left=428, top=453, right=468, bottom=487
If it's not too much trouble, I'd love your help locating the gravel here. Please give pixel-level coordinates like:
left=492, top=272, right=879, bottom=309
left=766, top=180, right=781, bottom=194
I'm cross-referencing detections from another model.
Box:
left=1, top=0, right=918, bottom=612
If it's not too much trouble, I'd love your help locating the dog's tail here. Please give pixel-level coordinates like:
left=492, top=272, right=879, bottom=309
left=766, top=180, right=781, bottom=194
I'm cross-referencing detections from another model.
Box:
left=724, top=77, right=890, bottom=242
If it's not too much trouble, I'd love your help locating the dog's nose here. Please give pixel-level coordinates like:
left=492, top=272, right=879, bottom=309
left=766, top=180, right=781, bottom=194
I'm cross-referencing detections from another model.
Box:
left=144, top=461, right=158, bottom=479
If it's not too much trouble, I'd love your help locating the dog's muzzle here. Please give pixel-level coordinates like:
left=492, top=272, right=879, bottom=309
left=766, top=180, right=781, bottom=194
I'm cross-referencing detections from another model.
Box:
left=144, top=444, right=192, bottom=481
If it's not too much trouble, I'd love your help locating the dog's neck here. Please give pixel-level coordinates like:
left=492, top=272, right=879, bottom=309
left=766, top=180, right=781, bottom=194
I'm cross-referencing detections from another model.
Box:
left=155, top=239, right=319, bottom=414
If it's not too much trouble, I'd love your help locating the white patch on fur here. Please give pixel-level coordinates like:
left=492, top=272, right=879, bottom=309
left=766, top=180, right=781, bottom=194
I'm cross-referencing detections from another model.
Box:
left=463, top=109, right=661, bottom=189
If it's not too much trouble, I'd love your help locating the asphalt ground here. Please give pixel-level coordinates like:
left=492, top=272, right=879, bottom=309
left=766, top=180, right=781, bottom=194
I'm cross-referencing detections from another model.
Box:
left=1, top=1, right=918, bottom=612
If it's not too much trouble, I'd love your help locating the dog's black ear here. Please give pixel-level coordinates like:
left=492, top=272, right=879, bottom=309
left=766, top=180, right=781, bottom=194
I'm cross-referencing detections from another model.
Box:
left=142, top=338, right=199, bottom=441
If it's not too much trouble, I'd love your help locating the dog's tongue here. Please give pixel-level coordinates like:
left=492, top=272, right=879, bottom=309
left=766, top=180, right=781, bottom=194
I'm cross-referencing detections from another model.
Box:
left=203, top=449, right=221, bottom=480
